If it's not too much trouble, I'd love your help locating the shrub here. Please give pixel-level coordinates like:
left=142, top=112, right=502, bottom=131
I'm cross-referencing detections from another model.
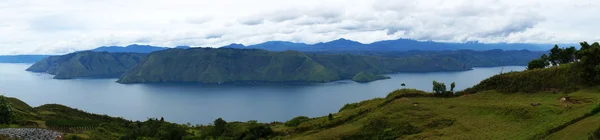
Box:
left=284, top=116, right=311, bottom=127
left=0, top=96, right=12, bottom=124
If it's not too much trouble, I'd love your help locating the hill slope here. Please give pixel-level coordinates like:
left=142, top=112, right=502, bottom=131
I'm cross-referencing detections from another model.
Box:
left=26, top=51, right=146, bottom=79
left=117, top=48, right=469, bottom=84
left=314, top=49, right=547, bottom=67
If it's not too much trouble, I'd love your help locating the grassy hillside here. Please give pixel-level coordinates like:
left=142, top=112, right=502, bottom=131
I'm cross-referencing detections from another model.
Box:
left=271, top=88, right=600, bottom=140
left=462, top=63, right=583, bottom=94
left=26, top=51, right=146, bottom=79
left=4, top=87, right=599, bottom=139
left=118, top=48, right=469, bottom=84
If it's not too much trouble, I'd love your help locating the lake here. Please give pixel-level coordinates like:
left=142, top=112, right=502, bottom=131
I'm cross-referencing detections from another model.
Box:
left=0, top=63, right=525, bottom=124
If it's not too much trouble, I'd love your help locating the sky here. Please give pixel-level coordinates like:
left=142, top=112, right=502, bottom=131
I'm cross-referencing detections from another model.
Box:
left=1, top=0, right=599, bottom=55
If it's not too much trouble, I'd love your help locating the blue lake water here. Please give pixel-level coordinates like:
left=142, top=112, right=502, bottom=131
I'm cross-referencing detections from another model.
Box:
left=0, top=63, right=525, bottom=124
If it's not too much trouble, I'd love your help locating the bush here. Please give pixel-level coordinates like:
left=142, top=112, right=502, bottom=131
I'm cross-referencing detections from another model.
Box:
left=284, top=116, right=311, bottom=127
left=0, top=96, right=12, bottom=124
left=342, top=117, right=421, bottom=140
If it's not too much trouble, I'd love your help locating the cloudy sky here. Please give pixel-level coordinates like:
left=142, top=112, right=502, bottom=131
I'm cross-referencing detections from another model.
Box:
left=1, top=0, right=599, bottom=55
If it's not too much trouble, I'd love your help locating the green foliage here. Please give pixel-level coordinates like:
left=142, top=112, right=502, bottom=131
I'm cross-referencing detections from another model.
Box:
left=242, top=120, right=273, bottom=140
left=26, top=51, right=146, bottom=79
left=432, top=81, right=447, bottom=94
left=464, top=63, right=584, bottom=93
left=64, top=134, right=85, bottom=140
left=339, top=103, right=360, bottom=112
left=401, top=83, right=406, bottom=86
left=549, top=45, right=563, bottom=66
left=351, top=72, right=390, bottom=83
left=575, top=42, right=600, bottom=84
left=590, top=126, right=600, bottom=140
left=0, top=96, right=12, bottom=124
left=328, top=114, right=334, bottom=121
left=284, top=116, right=311, bottom=127
left=450, top=82, right=456, bottom=92
left=118, top=48, right=470, bottom=84
left=119, top=118, right=188, bottom=140
left=213, top=118, right=227, bottom=137
left=527, top=58, right=547, bottom=70
left=342, top=117, right=421, bottom=140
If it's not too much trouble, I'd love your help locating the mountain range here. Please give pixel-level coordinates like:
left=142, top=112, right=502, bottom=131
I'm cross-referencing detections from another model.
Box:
left=88, top=44, right=191, bottom=53
left=0, top=38, right=566, bottom=64
left=224, top=38, right=558, bottom=51
left=116, top=48, right=469, bottom=84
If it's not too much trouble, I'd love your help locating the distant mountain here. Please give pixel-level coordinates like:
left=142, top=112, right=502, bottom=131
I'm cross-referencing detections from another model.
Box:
left=89, top=44, right=169, bottom=53
left=0, top=45, right=187, bottom=64
left=0, top=55, right=52, bottom=63
left=310, top=49, right=547, bottom=67
left=89, top=44, right=190, bottom=53
left=26, top=51, right=146, bottom=79
left=224, top=38, right=555, bottom=51
left=117, top=48, right=470, bottom=84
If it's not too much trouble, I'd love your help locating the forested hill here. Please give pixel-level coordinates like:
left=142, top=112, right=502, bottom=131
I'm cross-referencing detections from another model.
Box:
left=26, top=51, right=146, bottom=79
left=117, top=48, right=469, bottom=84
left=310, top=49, right=547, bottom=67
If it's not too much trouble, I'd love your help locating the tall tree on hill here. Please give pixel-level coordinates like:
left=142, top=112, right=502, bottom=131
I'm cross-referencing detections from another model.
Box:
left=549, top=45, right=563, bottom=66
left=450, top=82, right=456, bottom=93
left=527, top=59, right=548, bottom=70
left=0, top=95, right=12, bottom=124
left=575, top=42, right=600, bottom=83
left=213, top=118, right=227, bottom=137
left=562, top=46, right=577, bottom=63
left=432, top=81, right=447, bottom=94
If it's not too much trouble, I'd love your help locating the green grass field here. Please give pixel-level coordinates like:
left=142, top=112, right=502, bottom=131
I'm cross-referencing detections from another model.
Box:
left=276, top=88, right=600, bottom=140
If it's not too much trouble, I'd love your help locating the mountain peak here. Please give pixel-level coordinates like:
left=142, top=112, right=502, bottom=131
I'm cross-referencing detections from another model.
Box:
left=316, top=38, right=363, bottom=47
left=222, top=43, right=246, bottom=48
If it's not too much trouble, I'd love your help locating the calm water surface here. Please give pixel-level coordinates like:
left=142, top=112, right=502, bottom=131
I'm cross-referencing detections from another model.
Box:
left=0, top=63, right=524, bottom=124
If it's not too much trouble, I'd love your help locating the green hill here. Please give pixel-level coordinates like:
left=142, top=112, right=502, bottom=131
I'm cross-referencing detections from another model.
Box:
left=351, top=72, right=390, bottom=83
left=117, top=48, right=469, bottom=84
left=26, top=51, right=146, bottom=79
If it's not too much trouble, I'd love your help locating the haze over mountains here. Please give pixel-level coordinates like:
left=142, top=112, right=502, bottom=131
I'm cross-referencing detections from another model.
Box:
left=225, top=38, right=555, bottom=52
left=0, top=38, right=559, bottom=63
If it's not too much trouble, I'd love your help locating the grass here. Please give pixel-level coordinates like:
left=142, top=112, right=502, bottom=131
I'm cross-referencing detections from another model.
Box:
left=277, top=88, right=600, bottom=140
left=546, top=113, right=600, bottom=140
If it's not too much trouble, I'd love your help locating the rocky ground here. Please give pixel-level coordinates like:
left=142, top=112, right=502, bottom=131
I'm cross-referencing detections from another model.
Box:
left=0, top=128, right=62, bottom=140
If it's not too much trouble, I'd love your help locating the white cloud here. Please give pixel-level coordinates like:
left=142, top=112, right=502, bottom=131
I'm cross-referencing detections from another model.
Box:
left=0, top=0, right=599, bottom=55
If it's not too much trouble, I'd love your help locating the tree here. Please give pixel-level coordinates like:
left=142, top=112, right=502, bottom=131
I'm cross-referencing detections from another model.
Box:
left=243, top=120, right=273, bottom=140
left=450, top=82, right=456, bottom=93
left=575, top=42, right=600, bottom=83
left=549, top=45, right=563, bottom=66
left=160, top=117, right=164, bottom=122
left=401, top=83, right=406, bottom=87
left=527, top=59, right=547, bottom=70
left=328, top=113, right=334, bottom=120
left=432, top=81, right=447, bottom=94
left=0, top=95, right=12, bottom=124
left=563, top=46, right=577, bottom=63
left=540, top=54, right=549, bottom=62
left=213, top=118, right=227, bottom=137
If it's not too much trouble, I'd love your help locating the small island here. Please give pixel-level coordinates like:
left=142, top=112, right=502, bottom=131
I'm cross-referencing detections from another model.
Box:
left=351, top=72, right=390, bottom=83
